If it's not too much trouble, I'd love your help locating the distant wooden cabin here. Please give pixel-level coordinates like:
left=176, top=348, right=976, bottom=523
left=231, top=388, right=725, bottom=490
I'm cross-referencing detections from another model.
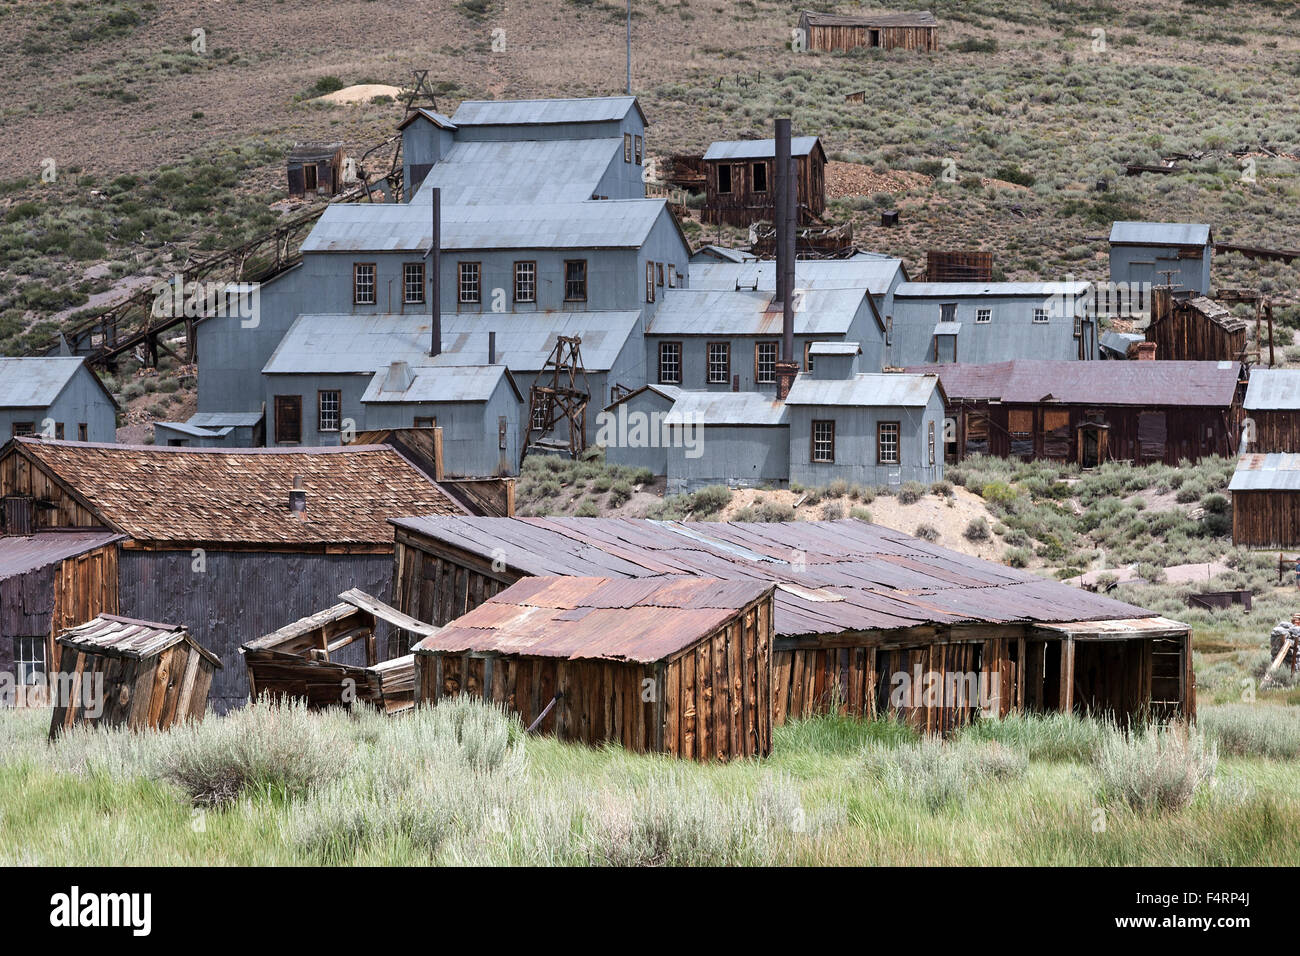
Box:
left=413, top=576, right=775, bottom=761
left=926, top=250, right=992, bottom=282
left=910, top=359, right=1243, bottom=466
left=1231, top=454, right=1300, bottom=548
left=701, top=136, right=826, bottom=226
left=1244, top=369, right=1300, bottom=453
left=798, top=10, right=938, bottom=52
left=49, top=614, right=221, bottom=737
left=1146, top=288, right=1248, bottom=363
left=287, top=142, right=344, bottom=198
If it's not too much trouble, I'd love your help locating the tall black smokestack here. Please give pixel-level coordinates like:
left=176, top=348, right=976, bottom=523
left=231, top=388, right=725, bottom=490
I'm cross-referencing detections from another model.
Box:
left=429, top=186, right=441, bottom=357
left=774, top=118, right=790, bottom=310
left=785, top=150, right=797, bottom=349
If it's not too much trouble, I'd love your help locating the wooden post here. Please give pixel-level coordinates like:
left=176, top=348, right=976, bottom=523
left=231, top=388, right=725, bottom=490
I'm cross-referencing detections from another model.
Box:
left=1058, top=636, right=1075, bottom=714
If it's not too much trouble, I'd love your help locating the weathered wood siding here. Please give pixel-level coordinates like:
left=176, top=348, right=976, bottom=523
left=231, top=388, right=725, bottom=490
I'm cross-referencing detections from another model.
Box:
left=806, top=24, right=936, bottom=52
left=702, top=152, right=826, bottom=226
left=1232, top=489, right=1300, bottom=548
left=414, top=592, right=772, bottom=761
left=1247, top=408, right=1300, bottom=453
left=0, top=452, right=102, bottom=528
left=392, top=529, right=518, bottom=635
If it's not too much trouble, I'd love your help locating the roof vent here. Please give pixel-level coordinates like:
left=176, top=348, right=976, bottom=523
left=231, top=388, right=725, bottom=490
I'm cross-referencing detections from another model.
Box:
left=288, top=475, right=307, bottom=514
left=383, top=360, right=414, bottom=393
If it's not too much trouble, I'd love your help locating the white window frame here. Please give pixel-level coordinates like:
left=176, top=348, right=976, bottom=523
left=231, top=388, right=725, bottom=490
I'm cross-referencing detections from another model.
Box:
left=353, top=263, right=376, bottom=305
left=1033, top=307, right=1049, bottom=324
left=812, top=420, right=835, bottom=463
left=975, top=308, right=992, bottom=324
left=403, top=262, right=425, bottom=305
left=318, top=390, right=341, bottom=433
left=707, top=342, right=730, bottom=385
left=13, top=635, right=45, bottom=686
left=513, top=261, right=536, bottom=304
left=458, top=261, right=481, bottom=304
left=659, top=342, right=681, bottom=385
left=755, top=341, right=778, bottom=385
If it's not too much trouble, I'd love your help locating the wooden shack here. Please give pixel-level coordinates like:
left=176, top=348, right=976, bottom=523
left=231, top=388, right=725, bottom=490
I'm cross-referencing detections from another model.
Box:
left=1146, top=288, right=1248, bottom=362
left=414, top=576, right=774, bottom=761
left=926, top=250, right=993, bottom=282
left=798, top=10, right=938, bottom=52
left=390, top=517, right=1195, bottom=732
left=909, top=359, right=1243, bottom=466
left=287, top=142, right=344, bottom=198
left=1243, top=369, right=1300, bottom=453
left=242, top=588, right=437, bottom=715
left=1230, top=453, right=1300, bottom=548
left=701, top=136, right=826, bottom=226
left=48, top=614, right=221, bottom=738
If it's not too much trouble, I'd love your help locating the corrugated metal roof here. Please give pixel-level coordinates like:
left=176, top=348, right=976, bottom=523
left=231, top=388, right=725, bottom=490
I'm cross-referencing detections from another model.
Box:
left=896, top=281, right=1091, bottom=297
left=647, top=287, right=863, bottom=336
left=1244, top=369, right=1300, bottom=410
left=688, top=258, right=903, bottom=294
left=703, top=136, right=821, bottom=161
left=0, top=357, right=89, bottom=408
left=1109, top=221, right=1211, bottom=246
left=602, top=383, right=681, bottom=411
left=1099, top=332, right=1145, bottom=356
left=360, top=363, right=510, bottom=404
left=409, top=138, right=623, bottom=205
left=288, top=142, right=341, bottom=161
left=690, top=245, right=753, bottom=263
left=415, top=575, right=771, bottom=663
left=808, top=342, right=860, bottom=356
left=1230, top=453, right=1300, bottom=492
left=154, top=421, right=233, bottom=438
left=785, top=372, right=939, bottom=408
left=264, top=311, right=641, bottom=375
left=662, top=391, right=788, bottom=427
left=450, top=96, right=640, bottom=127
left=907, top=360, right=1240, bottom=407
left=389, top=517, right=1171, bottom=638
left=301, top=198, right=668, bottom=253
left=801, top=10, right=938, bottom=28
left=187, top=411, right=264, bottom=428
left=57, top=613, right=222, bottom=667
left=0, top=531, right=124, bottom=582
left=397, top=107, right=457, bottom=130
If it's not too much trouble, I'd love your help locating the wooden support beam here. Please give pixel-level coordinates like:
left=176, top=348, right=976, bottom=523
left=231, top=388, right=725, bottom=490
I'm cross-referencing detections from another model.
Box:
left=1059, top=635, right=1076, bottom=714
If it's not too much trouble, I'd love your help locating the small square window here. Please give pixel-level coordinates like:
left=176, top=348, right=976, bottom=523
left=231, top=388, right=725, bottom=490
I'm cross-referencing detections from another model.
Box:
left=458, top=262, right=481, bottom=304
left=13, top=636, right=45, bottom=686
left=414, top=416, right=437, bottom=429
left=975, top=308, right=992, bottom=324
left=12, top=422, right=35, bottom=437
left=1033, top=307, right=1049, bottom=324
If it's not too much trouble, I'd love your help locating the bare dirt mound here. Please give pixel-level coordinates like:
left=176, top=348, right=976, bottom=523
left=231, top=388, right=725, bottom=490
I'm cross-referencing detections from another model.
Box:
left=317, top=84, right=403, bottom=105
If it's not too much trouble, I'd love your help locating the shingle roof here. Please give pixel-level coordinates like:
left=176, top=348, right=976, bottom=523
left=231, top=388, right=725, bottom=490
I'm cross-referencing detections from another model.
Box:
left=450, top=96, right=642, bottom=127
left=390, top=517, right=1168, bottom=638
left=907, top=360, right=1240, bottom=407
left=57, top=614, right=222, bottom=668
left=663, top=391, right=788, bottom=427
left=703, top=136, right=822, bottom=161
left=1245, top=369, right=1300, bottom=411
left=0, top=357, right=108, bottom=409
left=1230, top=453, right=1300, bottom=492
left=5, top=438, right=464, bottom=546
left=647, top=287, right=864, bottom=337
left=1109, top=221, right=1212, bottom=246
left=415, top=576, right=772, bottom=663
left=785, top=372, right=939, bottom=408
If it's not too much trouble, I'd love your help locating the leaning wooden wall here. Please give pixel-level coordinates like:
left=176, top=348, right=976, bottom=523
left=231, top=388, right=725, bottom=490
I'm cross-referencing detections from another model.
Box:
left=51, top=543, right=119, bottom=640
left=392, top=530, right=519, bottom=630
left=49, top=642, right=214, bottom=735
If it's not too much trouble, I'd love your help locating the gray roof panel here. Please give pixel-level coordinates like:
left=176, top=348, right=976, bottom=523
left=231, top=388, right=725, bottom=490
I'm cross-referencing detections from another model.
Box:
left=785, top=373, right=940, bottom=408
left=361, top=364, right=510, bottom=404
left=1230, top=453, right=1300, bottom=492
left=410, top=138, right=623, bottom=205
left=896, top=281, right=1091, bottom=297
left=647, top=287, right=864, bottom=337
left=0, top=357, right=88, bottom=408
left=703, top=136, right=821, bottom=161
left=451, top=96, right=639, bottom=127
left=1244, top=369, right=1300, bottom=411
left=1109, top=221, right=1211, bottom=246
left=688, top=258, right=903, bottom=294
left=662, top=390, right=788, bottom=427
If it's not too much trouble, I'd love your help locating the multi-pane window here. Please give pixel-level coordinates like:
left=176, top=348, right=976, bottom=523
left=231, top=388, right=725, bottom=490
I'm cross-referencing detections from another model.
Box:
left=975, top=308, right=992, bottom=324
left=318, top=390, right=341, bottom=432
left=634, top=135, right=643, bottom=165
left=13, top=636, right=44, bottom=686
left=878, top=421, right=900, bottom=465
left=928, top=421, right=936, bottom=465
left=812, top=420, right=835, bottom=463
left=11, top=422, right=34, bottom=437
left=458, top=262, right=481, bottom=304
left=707, top=342, right=730, bottom=384
left=755, top=342, right=778, bottom=384
left=803, top=342, right=815, bottom=372
left=514, top=261, right=536, bottom=303
left=403, top=262, right=425, bottom=304
left=658, top=342, right=681, bottom=384
left=646, top=261, right=655, bottom=303
left=1033, top=307, right=1049, bottom=324
left=353, top=263, right=376, bottom=305
left=565, top=260, right=587, bottom=301
left=531, top=402, right=548, bottom=431
left=624, top=133, right=632, bottom=162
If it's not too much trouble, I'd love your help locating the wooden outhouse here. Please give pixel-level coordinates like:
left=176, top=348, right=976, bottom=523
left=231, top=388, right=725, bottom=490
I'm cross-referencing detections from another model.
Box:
left=49, top=614, right=221, bottom=738
left=287, top=142, right=344, bottom=198
left=413, top=575, right=775, bottom=762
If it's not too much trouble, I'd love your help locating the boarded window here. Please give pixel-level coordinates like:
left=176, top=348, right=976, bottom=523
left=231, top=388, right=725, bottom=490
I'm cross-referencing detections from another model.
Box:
left=1138, top=411, right=1168, bottom=462
left=964, top=410, right=990, bottom=457
left=1008, top=408, right=1033, bottom=458
left=1041, top=409, right=1071, bottom=459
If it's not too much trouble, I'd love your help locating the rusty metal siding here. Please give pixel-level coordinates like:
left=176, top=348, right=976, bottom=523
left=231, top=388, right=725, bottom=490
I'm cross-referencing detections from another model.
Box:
left=117, top=550, right=394, bottom=712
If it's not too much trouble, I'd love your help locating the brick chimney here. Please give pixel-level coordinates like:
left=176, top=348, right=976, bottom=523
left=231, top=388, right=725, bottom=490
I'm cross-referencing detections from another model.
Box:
left=1135, top=342, right=1157, bottom=361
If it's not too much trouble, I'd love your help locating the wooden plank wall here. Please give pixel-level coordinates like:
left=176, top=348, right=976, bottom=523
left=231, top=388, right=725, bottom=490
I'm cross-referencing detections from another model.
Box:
left=1147, top=294, right=1246, bottom=362
left=702, top=153, right=825, bottom=225
left=807, top=25, right=936, bottom=52
left=1248, top=409, right=1300, bottom=453
left=0, top=450, right=102, bottom=529
left=1232, top=489, right=1300, bottom=548
left=414, top=594, right=772, bottom=762
left=48, top=642, right=215, bottom=736
left=391, top=533, right=518, bottom=639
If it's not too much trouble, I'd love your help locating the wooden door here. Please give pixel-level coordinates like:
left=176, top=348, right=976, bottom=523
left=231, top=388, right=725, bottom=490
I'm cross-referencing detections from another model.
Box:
left=274, top=395, right=302, bottom=444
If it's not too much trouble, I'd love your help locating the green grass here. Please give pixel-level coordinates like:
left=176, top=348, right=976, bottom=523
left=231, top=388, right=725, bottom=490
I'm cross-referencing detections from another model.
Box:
left=1, top=700, right=1296, bottom=866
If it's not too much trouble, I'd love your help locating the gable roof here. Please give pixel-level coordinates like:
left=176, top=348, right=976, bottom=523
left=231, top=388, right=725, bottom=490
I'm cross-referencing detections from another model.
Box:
left=785, top=372, right=941, bottom=408
left=396, top=107, right=458, bottom=131
left=389, top=517, right=1166, bottom=638
left=412, top=138, right=624, bottom=205
left=703, top=136, right=823, bottom=162
left=2, top=438, right=465, bottom=547
left=1245, top=368, right=1300, bottom=411
left=450, top=96, right=645, bottom=128
left=415, top=576, right=772, bottom=663
left=360, top=363, right=523, bottom=405
left=907, top=359, right=1240, bottom=407
left=1109, top=221, right=1212, bottom=246
left=602, top=383, right=682, bottom=412
left=663, top=391, right=788, bottom=427
left=0, top=356, right=116, bottom=410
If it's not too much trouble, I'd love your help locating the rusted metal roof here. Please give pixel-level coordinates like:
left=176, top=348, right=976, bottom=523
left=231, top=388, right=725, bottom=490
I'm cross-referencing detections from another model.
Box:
left=0, top=530, right=124, bottom=582
left=57, top=613, right=222, bottom=668
left=416, top=575, right=771, bottom=663
left=1230, top=453, right=1300, bottom=492
left=392, top=517, right=1170, bottom=639
left=5, top=438, right=464, bottom=547
left=907, top=359, right=1240, bottom=407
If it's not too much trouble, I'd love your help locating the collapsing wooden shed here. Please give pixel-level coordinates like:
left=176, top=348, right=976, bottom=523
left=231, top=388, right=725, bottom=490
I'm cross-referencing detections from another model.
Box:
left=49, top=614, right=221, bottom=738
left=413, top=576, right=775, bottom=762
left=242, top=588, right=437, bottom=715
left=287, top=142, right=344, bottom=198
